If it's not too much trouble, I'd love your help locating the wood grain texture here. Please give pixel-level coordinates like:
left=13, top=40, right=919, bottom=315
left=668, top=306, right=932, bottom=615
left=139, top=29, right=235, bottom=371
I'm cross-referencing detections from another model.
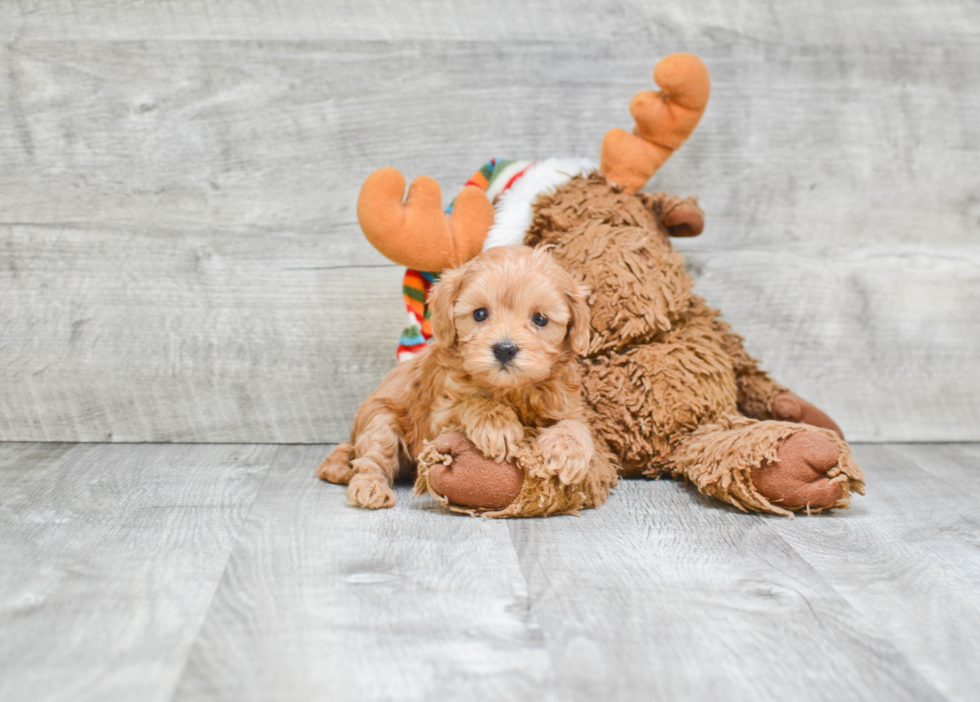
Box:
left=683, top=246, right=980, bottom=442
left=506, top=479, right=948, bottom=701
left=0, top=0, right=976, bottom=45
left=0, top=442, right=275, bottom=702
left=172, top=444, right=555, bottom=702
left=0, top=4, right=978, bottom=442
left=1, top=441, right=979, bottom=701
left=0, top=227, right=405, bottom=442
left=771, top=443, right=980, bottom=702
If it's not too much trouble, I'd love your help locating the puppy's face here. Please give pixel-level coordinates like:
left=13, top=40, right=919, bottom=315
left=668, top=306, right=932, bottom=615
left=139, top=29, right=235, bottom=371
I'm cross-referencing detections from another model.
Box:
left=429, top=245, right=589, bottom=389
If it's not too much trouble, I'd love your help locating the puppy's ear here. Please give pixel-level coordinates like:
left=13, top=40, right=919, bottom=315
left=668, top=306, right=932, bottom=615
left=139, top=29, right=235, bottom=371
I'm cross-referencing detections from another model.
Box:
left=428, top=267, right=463, bottom=345
left=564, top=276, right=591, bottom=356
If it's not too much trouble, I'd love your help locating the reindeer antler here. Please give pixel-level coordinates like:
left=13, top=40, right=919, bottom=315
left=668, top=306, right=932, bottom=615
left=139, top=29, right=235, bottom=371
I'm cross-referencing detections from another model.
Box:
left=601, top=53, right=711, bottom=194
left=357, top=168, right=495, bottom=272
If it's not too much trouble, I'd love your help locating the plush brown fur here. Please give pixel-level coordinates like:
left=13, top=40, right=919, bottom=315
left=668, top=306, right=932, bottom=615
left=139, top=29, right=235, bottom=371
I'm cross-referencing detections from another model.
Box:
left=525, top=173, right=865, bottom=515
left=317, top=245, right=616, bottom=511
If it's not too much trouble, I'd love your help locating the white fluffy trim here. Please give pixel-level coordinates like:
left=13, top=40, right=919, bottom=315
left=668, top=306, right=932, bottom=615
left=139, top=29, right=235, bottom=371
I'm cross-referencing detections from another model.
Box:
left=482, top=157, right=597, bottom=250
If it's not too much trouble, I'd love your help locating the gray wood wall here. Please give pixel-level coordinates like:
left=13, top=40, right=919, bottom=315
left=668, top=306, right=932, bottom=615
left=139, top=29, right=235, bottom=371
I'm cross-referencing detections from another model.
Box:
left=1, top=1, right=977, bottom=443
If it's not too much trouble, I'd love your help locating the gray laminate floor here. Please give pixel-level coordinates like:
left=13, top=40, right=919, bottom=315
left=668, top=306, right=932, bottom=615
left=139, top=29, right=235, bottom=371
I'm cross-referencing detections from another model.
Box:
left=1, top=442, right=978, bottom=702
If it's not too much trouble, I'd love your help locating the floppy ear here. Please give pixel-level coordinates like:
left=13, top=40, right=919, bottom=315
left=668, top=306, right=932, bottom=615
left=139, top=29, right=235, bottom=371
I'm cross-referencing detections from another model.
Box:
left=427, top=267, right=463, bottom=346
left=564, top=277, right=591, bottom=356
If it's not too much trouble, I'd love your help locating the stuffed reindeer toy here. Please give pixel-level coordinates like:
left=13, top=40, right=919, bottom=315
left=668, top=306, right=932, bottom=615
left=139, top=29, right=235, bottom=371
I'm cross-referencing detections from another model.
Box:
left=320, top=53, right=865, bottom=517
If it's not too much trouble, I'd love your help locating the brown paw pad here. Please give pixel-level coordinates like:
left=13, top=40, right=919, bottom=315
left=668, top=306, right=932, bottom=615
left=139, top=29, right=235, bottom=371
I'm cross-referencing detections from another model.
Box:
left=429, top=432, right=523, bottom=510
left=751, top=431, right=844, bottom=511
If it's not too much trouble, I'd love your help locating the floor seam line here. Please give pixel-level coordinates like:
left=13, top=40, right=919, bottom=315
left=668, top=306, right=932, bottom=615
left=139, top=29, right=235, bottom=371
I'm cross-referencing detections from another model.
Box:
left=162, top=444, right=280, bottom=702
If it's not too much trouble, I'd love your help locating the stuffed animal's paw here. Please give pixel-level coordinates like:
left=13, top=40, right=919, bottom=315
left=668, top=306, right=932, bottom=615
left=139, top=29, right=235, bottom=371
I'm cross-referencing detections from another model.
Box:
left=771, top=391, right=844, bottom=439
left=751, top=431, right=848, bottom=511
left=426, top=432, right=523, bottom=510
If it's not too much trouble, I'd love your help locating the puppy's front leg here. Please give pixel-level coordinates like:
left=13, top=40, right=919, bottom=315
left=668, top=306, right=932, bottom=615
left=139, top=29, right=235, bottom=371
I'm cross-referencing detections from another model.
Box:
left=345, top=412, right=403, bottom=509
left=454, top=398, right=524, bottom=463
left=534, top=420, right=595, bottom=485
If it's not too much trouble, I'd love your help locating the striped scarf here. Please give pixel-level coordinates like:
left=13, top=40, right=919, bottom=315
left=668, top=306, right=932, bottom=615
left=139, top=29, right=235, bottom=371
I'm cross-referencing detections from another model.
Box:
left=396, top=158, right=534, bottom=361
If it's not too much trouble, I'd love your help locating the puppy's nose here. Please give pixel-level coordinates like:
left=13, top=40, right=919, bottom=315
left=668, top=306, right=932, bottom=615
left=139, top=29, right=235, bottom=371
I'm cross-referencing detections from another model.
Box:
left=492, top=340, right=519, bottom=364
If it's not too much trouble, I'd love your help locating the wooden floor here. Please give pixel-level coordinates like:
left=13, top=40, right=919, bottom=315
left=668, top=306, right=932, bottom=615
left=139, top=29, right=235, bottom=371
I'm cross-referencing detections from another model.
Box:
left=0, top=442, right=977, bottom=702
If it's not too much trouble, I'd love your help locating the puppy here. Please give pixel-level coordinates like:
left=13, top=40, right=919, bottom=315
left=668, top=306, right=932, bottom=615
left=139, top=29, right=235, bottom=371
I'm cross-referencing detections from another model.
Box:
left=317, top=244, right=597, bottom=509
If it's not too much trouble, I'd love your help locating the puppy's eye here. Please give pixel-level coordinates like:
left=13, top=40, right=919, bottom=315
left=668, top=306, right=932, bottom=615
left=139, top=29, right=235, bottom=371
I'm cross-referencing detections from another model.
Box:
left=473, top=308, right=489, bottom=322
left=532, top=313, right=548, bottom=327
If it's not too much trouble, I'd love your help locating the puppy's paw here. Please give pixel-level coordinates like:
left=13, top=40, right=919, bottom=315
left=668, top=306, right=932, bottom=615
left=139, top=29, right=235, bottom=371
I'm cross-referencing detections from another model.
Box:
left=347, top=473, right=397, bottom=509
left=316, top=442, right=356, bottom=484
left=465, top=407, right=524, bottom=463
left=552, top=452, right=590, bottom=486
left=534, top=421, right=594, bottom=485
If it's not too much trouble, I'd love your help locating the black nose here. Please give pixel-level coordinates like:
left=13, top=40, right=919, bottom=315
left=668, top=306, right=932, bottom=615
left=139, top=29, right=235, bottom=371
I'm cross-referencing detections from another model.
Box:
left=492, top=340, right=519, bottom=364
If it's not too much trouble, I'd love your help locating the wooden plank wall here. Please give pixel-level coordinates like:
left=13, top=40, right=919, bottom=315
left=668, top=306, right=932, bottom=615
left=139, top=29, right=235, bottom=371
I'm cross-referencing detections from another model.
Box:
left=0, top=1, right=977, bottom=443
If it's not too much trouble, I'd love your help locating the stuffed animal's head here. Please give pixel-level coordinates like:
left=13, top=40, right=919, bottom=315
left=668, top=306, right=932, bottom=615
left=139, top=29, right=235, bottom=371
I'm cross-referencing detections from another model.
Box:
left=428, top=245, right=589, bottom=389
left=529, top=177, right=699, bottom=354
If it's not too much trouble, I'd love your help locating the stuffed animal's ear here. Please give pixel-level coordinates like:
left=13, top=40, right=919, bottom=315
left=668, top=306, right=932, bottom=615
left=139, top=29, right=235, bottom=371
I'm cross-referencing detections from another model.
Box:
left=564, top=277, right=591, bottom=356
left=428, top=267, right=463, bottom=346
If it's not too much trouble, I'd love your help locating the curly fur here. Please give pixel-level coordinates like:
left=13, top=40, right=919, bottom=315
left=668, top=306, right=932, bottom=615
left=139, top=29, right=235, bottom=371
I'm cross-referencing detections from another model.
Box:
left=317, top=244, right=616, bottom=510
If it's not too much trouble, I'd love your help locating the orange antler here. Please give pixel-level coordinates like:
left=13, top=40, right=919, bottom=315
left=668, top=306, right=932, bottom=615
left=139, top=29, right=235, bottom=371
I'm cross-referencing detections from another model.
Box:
left=357, top=168, right=494, bottom=272
left=601, top=53, right=711, bottom=194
